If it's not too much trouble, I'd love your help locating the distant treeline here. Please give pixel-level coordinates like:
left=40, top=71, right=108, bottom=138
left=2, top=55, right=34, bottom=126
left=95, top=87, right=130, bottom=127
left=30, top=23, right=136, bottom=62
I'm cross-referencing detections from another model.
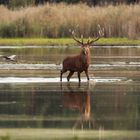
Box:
left=0, top=0, right=139, bottom=8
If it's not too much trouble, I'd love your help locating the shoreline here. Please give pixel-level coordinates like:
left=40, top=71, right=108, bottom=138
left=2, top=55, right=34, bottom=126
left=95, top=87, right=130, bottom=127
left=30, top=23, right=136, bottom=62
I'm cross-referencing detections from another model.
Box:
left=0, top=38, right=139, bottom=46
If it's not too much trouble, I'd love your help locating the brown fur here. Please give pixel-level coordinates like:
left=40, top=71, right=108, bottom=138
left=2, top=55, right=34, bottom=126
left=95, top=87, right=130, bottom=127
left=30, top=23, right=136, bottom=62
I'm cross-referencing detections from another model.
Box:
left=60, top=46, right=90, bottom=82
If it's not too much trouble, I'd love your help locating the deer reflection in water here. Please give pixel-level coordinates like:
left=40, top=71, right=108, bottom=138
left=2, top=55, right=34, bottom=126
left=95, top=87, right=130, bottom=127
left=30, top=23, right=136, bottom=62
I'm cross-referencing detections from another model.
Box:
left=62, top=82, right=95, bottom=129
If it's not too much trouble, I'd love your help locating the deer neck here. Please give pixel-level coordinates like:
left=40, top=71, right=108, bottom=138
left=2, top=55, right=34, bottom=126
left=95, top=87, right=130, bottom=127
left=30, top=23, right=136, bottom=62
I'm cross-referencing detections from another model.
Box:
left=80, top=51, right=90, bottom=66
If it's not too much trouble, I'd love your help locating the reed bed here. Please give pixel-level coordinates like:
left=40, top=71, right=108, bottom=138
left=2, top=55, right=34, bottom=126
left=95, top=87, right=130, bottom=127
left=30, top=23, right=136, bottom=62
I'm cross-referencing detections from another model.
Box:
left=0, top=3, right=139, bottom=39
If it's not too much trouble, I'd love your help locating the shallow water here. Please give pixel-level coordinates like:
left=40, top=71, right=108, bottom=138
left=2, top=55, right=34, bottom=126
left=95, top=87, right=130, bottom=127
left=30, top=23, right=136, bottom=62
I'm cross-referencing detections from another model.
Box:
left=0, top=81, right=140, bottom=129
left=0, top=77, right=125, bottom=83
left=0, top=46, right=140, bottom=139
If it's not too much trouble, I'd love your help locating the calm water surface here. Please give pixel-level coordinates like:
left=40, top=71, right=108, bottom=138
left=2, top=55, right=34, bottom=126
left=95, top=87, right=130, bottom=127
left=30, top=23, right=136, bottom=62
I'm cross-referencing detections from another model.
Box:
left=0, top=46, right=140, bottom=140
left=0, top=82, right=139, bottom=129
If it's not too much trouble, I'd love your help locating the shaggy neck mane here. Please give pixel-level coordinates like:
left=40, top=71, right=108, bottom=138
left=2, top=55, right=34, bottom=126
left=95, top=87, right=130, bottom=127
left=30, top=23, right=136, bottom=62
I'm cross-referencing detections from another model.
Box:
left=80, top=50, right=90, bottom=66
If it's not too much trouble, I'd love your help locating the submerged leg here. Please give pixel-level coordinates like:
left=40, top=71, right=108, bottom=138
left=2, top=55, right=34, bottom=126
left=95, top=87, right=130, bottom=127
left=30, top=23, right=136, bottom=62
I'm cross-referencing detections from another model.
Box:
left=85, top=69, right=89, bottom=81
left=77, top=72, right=81, bottom=82
left=67, top=71, right=74, bottom=81
left=60, top=69, right=67, bottom=81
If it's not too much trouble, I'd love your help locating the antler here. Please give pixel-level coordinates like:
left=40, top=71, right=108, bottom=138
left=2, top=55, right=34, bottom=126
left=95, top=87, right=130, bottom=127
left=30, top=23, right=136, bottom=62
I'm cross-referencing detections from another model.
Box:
left=87, top=25, right=104, bottom=45
left=69, top=25, right=104, bottom=45
left=70, top=30, right=84, bottom=45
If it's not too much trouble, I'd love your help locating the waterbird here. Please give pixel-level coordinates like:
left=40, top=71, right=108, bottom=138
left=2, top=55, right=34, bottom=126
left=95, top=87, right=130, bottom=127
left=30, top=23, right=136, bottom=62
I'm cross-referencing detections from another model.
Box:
left=2, top=55, right=17, bottom=61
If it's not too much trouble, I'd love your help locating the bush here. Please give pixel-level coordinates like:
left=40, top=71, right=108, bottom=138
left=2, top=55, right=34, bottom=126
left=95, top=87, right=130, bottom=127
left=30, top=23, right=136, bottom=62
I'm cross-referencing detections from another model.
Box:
left=0, top=23, right=17, bottom=37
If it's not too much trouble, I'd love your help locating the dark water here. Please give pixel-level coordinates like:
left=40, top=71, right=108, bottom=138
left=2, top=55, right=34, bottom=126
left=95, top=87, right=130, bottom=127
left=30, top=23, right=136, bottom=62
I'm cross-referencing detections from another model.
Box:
left=0, top=46, right=140, bottom=140
left=0, top=82, right=140, bottom=130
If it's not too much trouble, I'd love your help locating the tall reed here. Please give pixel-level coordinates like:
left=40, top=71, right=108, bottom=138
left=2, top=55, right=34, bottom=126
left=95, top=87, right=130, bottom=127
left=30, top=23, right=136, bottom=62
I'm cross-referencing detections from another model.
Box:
left=0, top=3, right=139, bottom=39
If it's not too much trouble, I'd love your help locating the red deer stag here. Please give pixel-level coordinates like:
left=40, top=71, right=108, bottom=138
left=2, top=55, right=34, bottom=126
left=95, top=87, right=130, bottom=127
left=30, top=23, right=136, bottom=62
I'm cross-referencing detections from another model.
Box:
left=60, top=25, right=104, bottom=82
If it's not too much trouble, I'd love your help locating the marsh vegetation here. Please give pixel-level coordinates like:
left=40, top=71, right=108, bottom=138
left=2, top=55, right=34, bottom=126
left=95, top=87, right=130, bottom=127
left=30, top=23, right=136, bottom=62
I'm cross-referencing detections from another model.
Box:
left=0, top=3, right=139, bottom=39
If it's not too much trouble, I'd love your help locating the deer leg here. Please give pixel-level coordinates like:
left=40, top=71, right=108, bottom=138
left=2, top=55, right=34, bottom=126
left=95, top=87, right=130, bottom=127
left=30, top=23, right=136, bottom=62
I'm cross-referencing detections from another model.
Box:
left=77, top=72, right=81, bottom=82
left=60, top=69, right=67, bottom=81
left=67, top=71, right=74, bottom=82
left=85, top=69, right=89, bottom=81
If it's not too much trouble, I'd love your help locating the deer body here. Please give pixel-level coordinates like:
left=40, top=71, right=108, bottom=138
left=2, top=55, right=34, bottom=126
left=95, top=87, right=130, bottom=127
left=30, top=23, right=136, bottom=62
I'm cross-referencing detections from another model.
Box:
left=63, top=55, right=89, bottom=72
left=64, top=47, right=90, bottom=71
left=60, top=25, right=104, bottom=82
left=61, top=47, right=90, bottom=82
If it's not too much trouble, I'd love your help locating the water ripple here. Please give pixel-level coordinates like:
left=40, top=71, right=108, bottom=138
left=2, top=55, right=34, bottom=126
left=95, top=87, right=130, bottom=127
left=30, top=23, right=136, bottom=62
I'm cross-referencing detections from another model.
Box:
left=0, top=77, right=127, bottom=84
left=0, top=63, right=139, bottom=70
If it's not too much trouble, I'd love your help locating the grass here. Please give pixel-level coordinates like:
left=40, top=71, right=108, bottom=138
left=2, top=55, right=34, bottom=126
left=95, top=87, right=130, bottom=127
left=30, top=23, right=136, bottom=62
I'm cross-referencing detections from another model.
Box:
left=0, top=129, right=140, bottom=140
left=0, top=38, right=139, bottom=46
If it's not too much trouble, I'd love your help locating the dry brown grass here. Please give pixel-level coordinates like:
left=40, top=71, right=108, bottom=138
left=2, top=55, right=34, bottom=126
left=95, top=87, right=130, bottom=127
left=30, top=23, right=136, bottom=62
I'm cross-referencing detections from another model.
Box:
left=0, top=3, right=139, bottom=39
